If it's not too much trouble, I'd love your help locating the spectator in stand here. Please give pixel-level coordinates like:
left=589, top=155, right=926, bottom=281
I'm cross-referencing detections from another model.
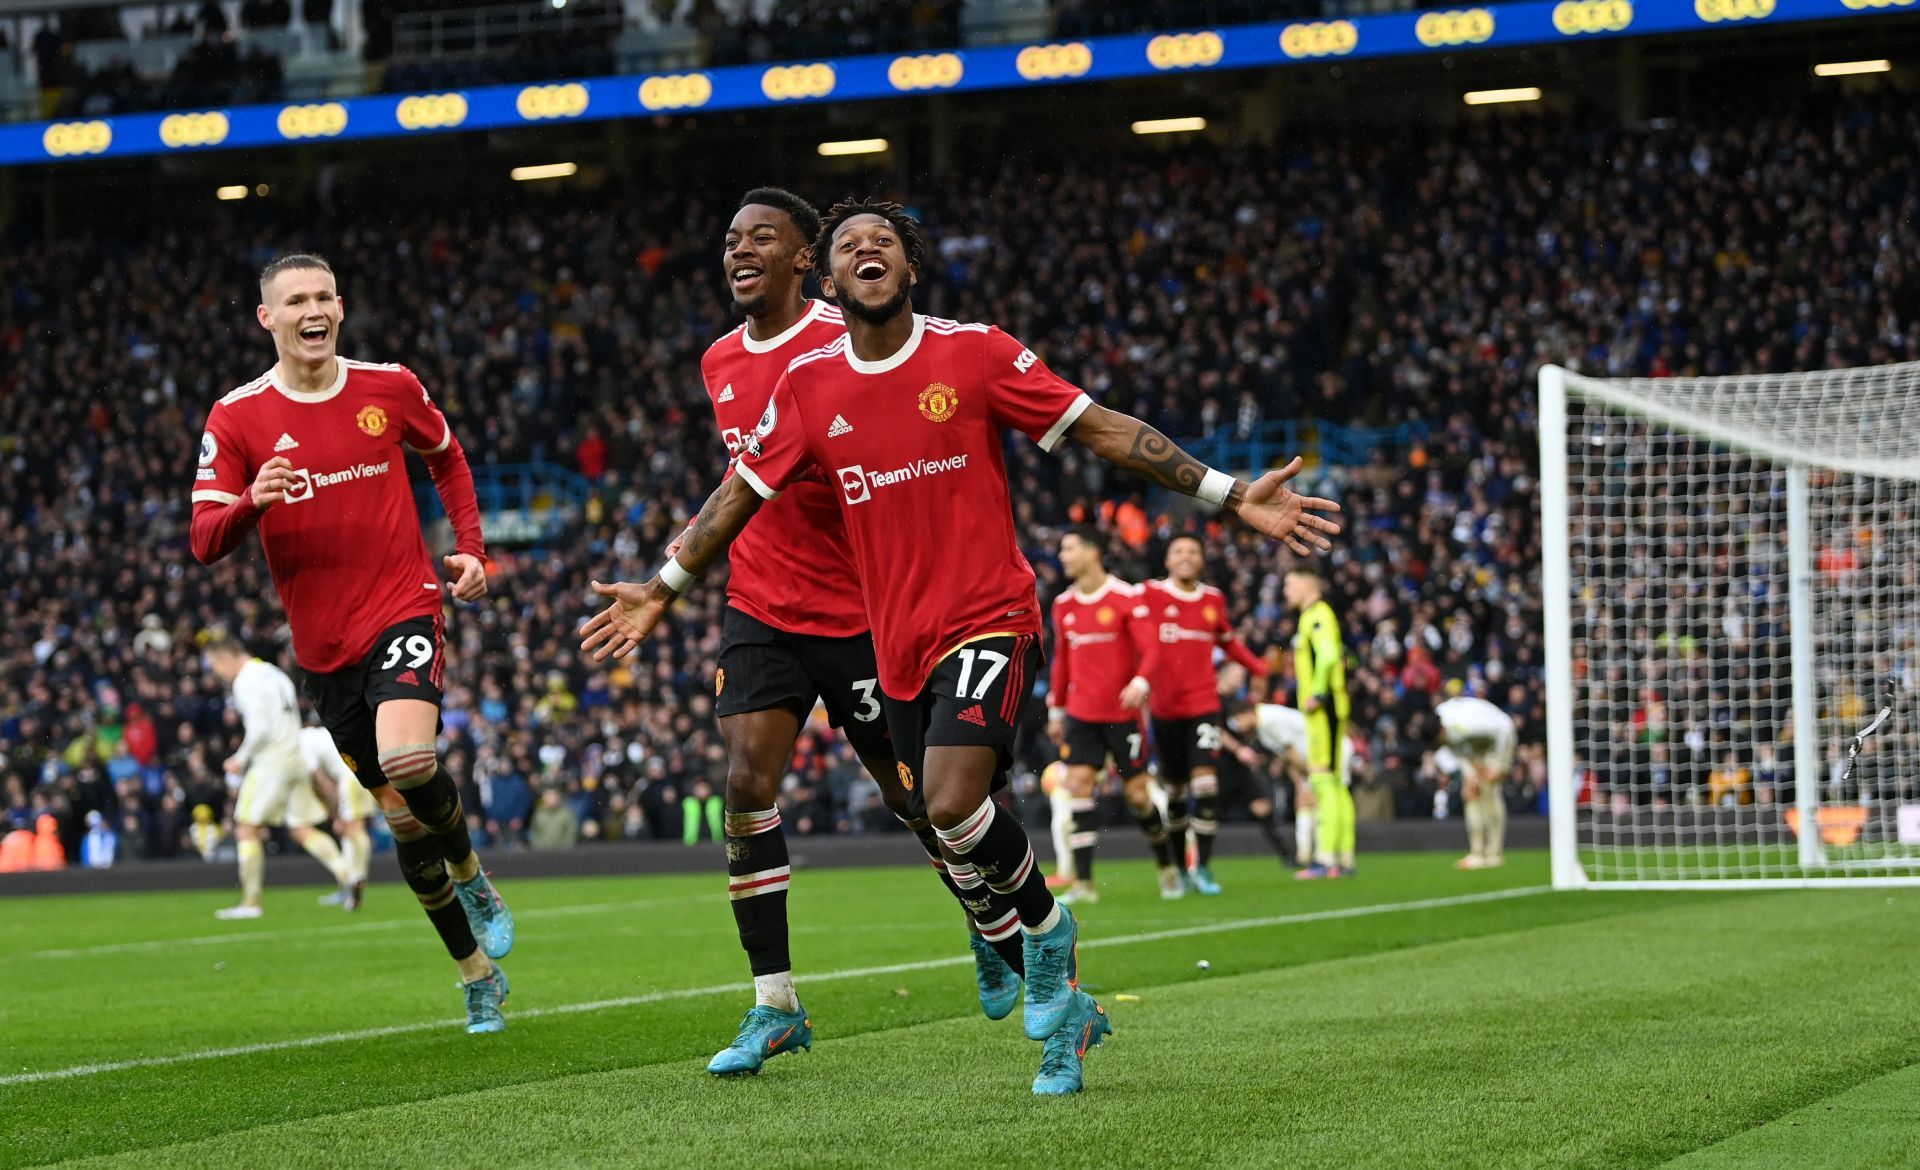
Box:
left=80, top=809, right=117, bottom=868
left=529, top=784, right=580, bottom=849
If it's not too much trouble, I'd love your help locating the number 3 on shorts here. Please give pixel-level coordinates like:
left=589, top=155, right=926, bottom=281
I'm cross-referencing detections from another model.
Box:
left=850, top=678, right=881, bottom=722
left=380, top=635, right=435, bottom=671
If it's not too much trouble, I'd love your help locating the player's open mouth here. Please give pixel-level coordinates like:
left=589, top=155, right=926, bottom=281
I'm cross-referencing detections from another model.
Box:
left=854, top=260, right=887, bottom=282
left=730, top=265, right=763, bottom=292
left=298, top=324, right=328, bottom=342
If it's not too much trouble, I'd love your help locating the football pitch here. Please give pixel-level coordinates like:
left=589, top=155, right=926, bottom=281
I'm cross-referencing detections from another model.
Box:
left=4, top=851, right=1918, bottom=1169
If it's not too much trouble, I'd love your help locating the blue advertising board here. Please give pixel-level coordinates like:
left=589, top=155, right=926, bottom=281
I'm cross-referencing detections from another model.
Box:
left=2, top=0, right=1908, bottom=168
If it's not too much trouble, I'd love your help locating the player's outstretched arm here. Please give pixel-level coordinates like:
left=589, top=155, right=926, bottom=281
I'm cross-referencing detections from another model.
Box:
left=579, top=474, right=765, bottom=661
left=1065, top=404, right=1341, bottom=555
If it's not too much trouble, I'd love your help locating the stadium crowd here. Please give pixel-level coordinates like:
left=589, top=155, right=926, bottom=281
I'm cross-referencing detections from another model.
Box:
left=3, top=94, right=1917, bottom=865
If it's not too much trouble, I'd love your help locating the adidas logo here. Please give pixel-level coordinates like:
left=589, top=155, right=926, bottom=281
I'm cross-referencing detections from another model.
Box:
left=957, top=704, right=987, bottom=727
left=274, top=433, right=299, bottom=452
left=717, top=384, right=734, bottom=403
left=394, top=669, right=419, bottom=687
left=827, top=414, right=854, bottom=438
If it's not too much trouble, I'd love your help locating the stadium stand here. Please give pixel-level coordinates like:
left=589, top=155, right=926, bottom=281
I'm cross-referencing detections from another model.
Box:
left=3, top=93, right=1917, bottom=862
left=3, top=0, right=1549, bottom=119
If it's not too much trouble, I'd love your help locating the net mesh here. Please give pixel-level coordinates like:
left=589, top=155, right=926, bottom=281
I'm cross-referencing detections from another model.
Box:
left=1554, top=365, right=1920, bottom=883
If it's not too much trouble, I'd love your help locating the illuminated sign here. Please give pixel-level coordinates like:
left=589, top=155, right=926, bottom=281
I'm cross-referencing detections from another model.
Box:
left=515, top=84, right=589, bottom=120
left=396, top=94, right=469, bottom=130
left=42, top=120, right=111, bottom=157
left=1694, top=0, right=1775, bottom=20
left=638, top=74, right=713, bottom=110
left=761, top=63, right=836, bottom=100
left=887, top=53, right=963, bottom=91
left=1553, top=0, right=1634, bottom=34
left=159, top=111, right=230, bottom=148
left=276, top=103, right=347, bottom=139
left=1146, top=32, right=1225, bottom=70
left=1015, top=42, right=1094, bottom=81
left=1279, top=21, right=1360, bottom=58
left=1415, top=8, right=1497, bottom=46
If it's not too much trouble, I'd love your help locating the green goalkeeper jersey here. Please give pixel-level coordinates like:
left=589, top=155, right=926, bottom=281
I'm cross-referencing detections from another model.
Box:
left=1292, top=599, right=1350, bottom=720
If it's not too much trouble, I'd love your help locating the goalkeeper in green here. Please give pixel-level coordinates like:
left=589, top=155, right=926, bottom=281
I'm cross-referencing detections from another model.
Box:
left=1285, top=570, right=1354, bottom=878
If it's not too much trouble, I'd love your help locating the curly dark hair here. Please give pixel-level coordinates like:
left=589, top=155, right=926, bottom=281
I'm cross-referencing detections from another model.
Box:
left=736, top=186, right=821, bottom=247
left=810, top=197, right=927, bottom=287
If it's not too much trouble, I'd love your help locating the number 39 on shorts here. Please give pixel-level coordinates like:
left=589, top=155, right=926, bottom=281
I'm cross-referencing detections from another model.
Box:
left=380, top=634, right=435, bottom=670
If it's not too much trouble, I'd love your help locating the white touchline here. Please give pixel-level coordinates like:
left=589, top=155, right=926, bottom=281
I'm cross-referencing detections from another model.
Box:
left=0, top=885, right=1549, bottom=1087
left=20, top=898, right=678, bottom=961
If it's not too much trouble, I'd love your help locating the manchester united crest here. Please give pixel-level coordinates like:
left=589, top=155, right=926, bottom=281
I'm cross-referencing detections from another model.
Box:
left=715, top=668, right=726, bottom=697
left=897, top=761, right=915, bottom=791
left=339, top=752, right=358, bottom=775
left=918, top=383, right=958, bottom=422
left=1097, top=606, right=1116, bottom=626
left=356, top=405, right=388, bottom=437
left=1203, top=605, right=1218, bottom=624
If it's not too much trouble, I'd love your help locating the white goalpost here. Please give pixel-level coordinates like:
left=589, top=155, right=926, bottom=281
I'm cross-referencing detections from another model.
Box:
left=1541, top=363, right=1920, bottom=889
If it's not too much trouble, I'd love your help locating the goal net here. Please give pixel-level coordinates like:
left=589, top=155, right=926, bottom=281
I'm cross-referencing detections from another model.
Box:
left=1540, top=363, right=1920, bottom=888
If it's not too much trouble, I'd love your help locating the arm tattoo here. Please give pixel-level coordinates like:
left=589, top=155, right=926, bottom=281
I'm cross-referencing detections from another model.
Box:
left=1121, top=421, right=1208, bottom=495
left=677, top=477, right=759, bottom=575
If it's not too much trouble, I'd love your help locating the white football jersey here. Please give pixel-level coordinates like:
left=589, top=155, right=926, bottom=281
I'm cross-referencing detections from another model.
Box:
left=299, top=726, right=356, bottom=790
left=1437, top=697, right=1515, bottom=759
left=1252, top=704, right=1309, bottom=758
left=231, top=658, right=302, bottom=770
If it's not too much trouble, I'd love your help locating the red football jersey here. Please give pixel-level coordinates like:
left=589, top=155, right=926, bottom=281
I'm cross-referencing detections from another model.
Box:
left=1137, top=579, right=1266, bottom=720
left=738, top=315, right=1091, bottom=699
left=190, top=359, right=483, bottom=673
left=1049, top=576, right=1150, bottom=723
left=701, top=299, right=865, bottom=638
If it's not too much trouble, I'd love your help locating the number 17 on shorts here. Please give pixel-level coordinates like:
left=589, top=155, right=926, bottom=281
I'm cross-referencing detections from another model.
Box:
left=931, top=634, right=1041, bottom=747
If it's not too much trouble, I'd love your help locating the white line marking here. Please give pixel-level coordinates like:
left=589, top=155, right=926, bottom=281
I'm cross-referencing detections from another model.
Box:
left=0, top=885, right=1548, bottom=1087
left=21, top=898, right=675, bottom=961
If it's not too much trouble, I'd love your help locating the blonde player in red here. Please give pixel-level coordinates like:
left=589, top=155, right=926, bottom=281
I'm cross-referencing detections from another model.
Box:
left=191, top=254, right=512, bottom=1033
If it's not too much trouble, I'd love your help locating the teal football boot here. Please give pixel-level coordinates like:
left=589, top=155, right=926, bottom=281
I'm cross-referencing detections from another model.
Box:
left=1032, top=990, right=1112, bottom=1096
left=706, top=1004, right=812, bottom=1077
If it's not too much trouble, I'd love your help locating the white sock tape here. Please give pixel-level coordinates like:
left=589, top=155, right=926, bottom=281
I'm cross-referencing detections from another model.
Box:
left=658, top=556, right=697, bottom=594
left=1197, top=468, right=1234, bottom=507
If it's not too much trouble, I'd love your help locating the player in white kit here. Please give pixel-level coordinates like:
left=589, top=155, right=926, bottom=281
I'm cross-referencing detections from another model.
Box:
left=302, top=724, right=376, bottom=910
left=207, top=635, right=351, bottom=917
left=1224, top=700, right=1346, bottom=867
left=1428, top=695, right=1518, bottom=869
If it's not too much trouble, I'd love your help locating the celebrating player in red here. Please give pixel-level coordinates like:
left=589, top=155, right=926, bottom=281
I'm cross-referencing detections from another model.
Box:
left=673, top=188, right=1029, bottom=1078
left=190, top=253, right=514, bottom=1033
left=582, top=199, right=1340, bottom=1096
left=1126, top=535, right=1271, bottom=896
left=1046, top=527, right=1177, bottom=902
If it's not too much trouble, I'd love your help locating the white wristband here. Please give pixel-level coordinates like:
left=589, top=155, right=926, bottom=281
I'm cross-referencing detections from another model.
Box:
left=1197, top=468, right=1235, bottom=507
left=658, top=556, right=697, bottom=594
left=1048, top=707, right=1066, bottom=723
left=1128, top=675, right=1151, bottom=693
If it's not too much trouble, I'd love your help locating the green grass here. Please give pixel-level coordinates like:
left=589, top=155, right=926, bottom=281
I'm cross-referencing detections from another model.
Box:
left=3, top=850, right=1917, bottom=1168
